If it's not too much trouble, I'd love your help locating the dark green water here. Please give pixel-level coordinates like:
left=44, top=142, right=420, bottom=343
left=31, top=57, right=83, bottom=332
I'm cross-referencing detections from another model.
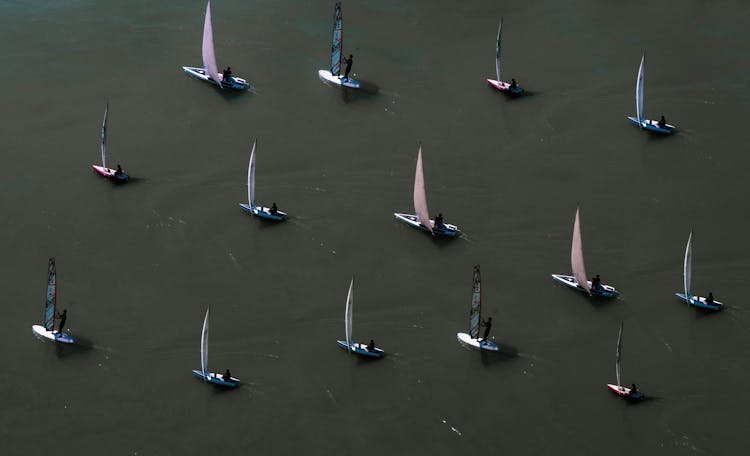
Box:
left=1, top=0, right=748, bottom=454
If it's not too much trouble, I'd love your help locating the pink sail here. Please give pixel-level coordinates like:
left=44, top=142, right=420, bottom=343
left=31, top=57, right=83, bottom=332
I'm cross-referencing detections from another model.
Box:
left=413, top=145, right=433, bottom=233
left=202, top=1, right=222, bottom=87
left=571, top=207, right=590, bottom=294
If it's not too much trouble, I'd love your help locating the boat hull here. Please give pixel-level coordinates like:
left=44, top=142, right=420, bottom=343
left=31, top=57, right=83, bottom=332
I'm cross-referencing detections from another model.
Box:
left=487, top=78, right=523, bottom=96
left=318, top=70, right=360, bottom=89
left=456, top=332, right=499, bottom=351
left=32, top=325, right=75, bottom=344
left=93, top=165, right=129, bottom=183
left=606, top=383, right=645, bottom=401
left=239, top=203, right=287, bottom=221
left=191, top=370, right=240, bottom=387
left=627, top=117, right=675, bottom=134
left=336, top=340, right=384, bottom=358
left=551, top=274, right=618, bottom=298
left=675, top=293, right=723, bottom=311
left=393, top=213, right=460, bottom=237
left=182, top=66, right=248, bottom=91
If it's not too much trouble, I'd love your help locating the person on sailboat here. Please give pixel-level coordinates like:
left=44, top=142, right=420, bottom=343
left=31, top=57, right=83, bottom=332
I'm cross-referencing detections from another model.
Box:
left=367, top=339, right=375, bottom=352
left=222, top=67, right=232, bottom=83
left=706, top=292, right=714, bottom=305
left=57, top=309, right=67, bottom=333
left=658, top=116, right=666, bottom=128
left=223, top=369, right=233, bottom=382
left=510, top=78, right=517, bottom=89
left=115, top=164, right=123, bottom=176
left=591, top=274, right=602, bottom=291
left=629, top=384, right=638, bottom=395
left=434, top=213, right=444, bottom=229
left=481, top=317, right=492, bottom=341
left=270, top=202, right=278, bottom=215
left=343, top=54, right=353, bottom=80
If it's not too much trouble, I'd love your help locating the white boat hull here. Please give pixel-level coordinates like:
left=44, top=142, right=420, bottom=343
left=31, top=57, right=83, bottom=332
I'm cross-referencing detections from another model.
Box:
left=32, top=325, right=75, bottom=344
left=318, top=70, right=360, bottom=89
left=239, top=203, right=287, bottom=221
left=191, top=370, right=240, bottom=387
left=456, top=332, right=499, bottom=351
left=551, top=274, right=618, bottom=298
left=182, top=66, right=249, bottom=91
left=627, top=117, right=675, bottom=134
left=393, top=213, right=460, bottom=237
left=675, top=293, right=723, bottom=311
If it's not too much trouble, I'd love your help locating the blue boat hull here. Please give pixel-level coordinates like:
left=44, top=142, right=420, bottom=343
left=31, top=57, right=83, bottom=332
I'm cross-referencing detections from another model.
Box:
left=336, top=340, right=384, bottom=359
left=627, top=117, right=675, bottom=134
left=675, top=293, right=723, bottom=311
left=393, top=213, right=460, bottom=238
left=191, top=370, right=240, bottom=387
left=551, top=274, right=618, bottom=298
left=239, top=203, right=287, bottom=221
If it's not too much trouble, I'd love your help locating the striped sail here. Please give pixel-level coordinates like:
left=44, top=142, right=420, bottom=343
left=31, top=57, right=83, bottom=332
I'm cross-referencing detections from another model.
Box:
left=330, top=2, right=343, bottom=75
left=200, top=307, right=209, bottom=380
left=101, top=104, right=108, bottom=168
left=44, top=258, right=56, bottom=331
left=202, top=1, right=222, bottom=87
left=469, top=265, right=482, bottom=339
left=684, top=231, right=692, bottom=301
left=344, top=277, right=354, bottom=351
left=247, top=140, right=256, bottom=208
left=636, top=53, right=645, bottom=126
left=413, top=145, right=433, bottom=234
left=495, top=18, right=503, bottom=82
left=615, top=322, right=623, bottom=388
left=571, top=207, right=591, bottom=294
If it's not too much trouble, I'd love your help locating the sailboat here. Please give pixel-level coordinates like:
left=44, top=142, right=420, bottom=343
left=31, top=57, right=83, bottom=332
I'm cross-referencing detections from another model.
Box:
left=457, top=265, right=499, bottom=351
left=627, top=52, right=674, bottom=134
left=238, top=140, right=287, bottom=221
left=486, top=18, right=523, bottom=96
left=394, top=144, right=460, bottom=237
left=336, top=277, right=384, bottom=358
left=318, top=2, right=360, bottom=89
left=675, top=231, right=723, bottom=310
left=182, top=1, right=249, bottom=91
left=606, top=322, right=645, bottom=401
left=32, top=258, right=75, bottom=344
left=551, top=207, right=618, bottom=298
left=191, top=307, right=240, bottom=387
left=92, top=104, right=129, bottom=183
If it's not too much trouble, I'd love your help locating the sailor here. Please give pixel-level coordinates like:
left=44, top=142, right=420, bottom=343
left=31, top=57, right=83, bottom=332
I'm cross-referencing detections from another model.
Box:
left=270, top=202, right=278, bottom=215
left=367, top=339, right=375, bottom=352
left=591, top=274, right=602, bottom=291
left=481, top=317, right=492, bottom=341
left=223, top=369, right=233, bottom=382
left=223, top=66, right=232, bottom=83
left=510, top=78, right=517, bottom=89
left=629, top=383, right=638, bottom=395
left=658, top=115, right=666, bottom=128
left=343, top=54, right=353, bottom=80
left=706, top=292, right=714, bottom=305
left=115, top=164, right=123, bottom=176
left=434, top=213, right=444, bottom=229
left=57, top=309, right=67, bottom=333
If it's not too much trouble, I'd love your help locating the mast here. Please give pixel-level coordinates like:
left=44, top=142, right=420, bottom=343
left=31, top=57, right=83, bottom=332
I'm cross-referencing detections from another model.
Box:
left=200, top=307, right=209, bottom=381
left=684, top=231, right=693, bottom=302
left=571, top=207, right=591, bottom=294
left=247, top=140, right=257, bottom=208
left=330, top=2, right=343, bottom=76
left=636, top=53, right=645, bottom=127
left=615, top=322, right=623, bottom=388
left=495, top=18, right=503, bottom=82
left=345, top=276, right=354, bottom=351
left=202, top=1, right=222, bottom=88
left=101, top=104, right=108, bottom=168
left=469, top=265, right=482, bottom=339
left=44, top=258, right=56, bottom=331
left=413, top=144, right=433, bottom=234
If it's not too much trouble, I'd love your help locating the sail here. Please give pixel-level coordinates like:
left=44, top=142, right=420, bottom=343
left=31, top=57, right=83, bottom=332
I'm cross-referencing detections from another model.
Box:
left=202, top=1, right=222, bottom=87
left=469, top=265, right=482, bottom=339
left=247, top=140, right=256, bottom=208
left=44, top=258, right=56, bottom=331
left=495, top=18, right=503, bottom=81
left=615, top=322, right=623, bottom=388
left=200, top=307, right=209, bottom=379
left=344, top=277, right=354, bottom=351
left=330, top=2, right=343, bottom=75
left=101, top=104, right=108, bottom=168
left=571, top=207, right=591, bottom=294
left=684, top=231, right=692, bottom=300
left=413, top=145, right=433, bottom=233
left=636, top=53, right=645, bottom=126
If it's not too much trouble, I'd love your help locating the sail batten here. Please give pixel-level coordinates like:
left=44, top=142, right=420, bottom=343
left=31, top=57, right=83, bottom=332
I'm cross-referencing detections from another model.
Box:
left=615, top=322, right=623, bottom=388
left=571, top=207, right=591, bottom=294
left=495, top=18, right=503, bottom=82
left=101, top=104, right=108, bottom=168
left=200, top=308, right=209, bottom=381
left=684, top=231, right=693, bottom=301
left=636, top=53, right=645, bottom=126
left=43, top=258, right=56, bottom=331
left=344, top=277, right=354, bottom=351
left=469, top=265, right=482, bottom=339
left=330, top=2, right=343, bottom=75
left=247, top=140, right=256, bottom=208
left=413, top=145, right=433, bottom=234
left=202, top=1, right=222, bottom=87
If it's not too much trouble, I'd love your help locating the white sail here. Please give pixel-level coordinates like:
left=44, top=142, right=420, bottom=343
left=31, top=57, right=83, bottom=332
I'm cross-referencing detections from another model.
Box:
left=413, top=145, right=433, bottom=234
left=200, top=307, right=209, bottom=380
left=615, top=321, right=623, bottom=388
left=247, top=140, right=256, bottom=208
left=684, top=231, right=693, bottom=301
left=44, top=258, right=56, bottom=331
left=101, top=104, right=108, bottom=168
left=636, top=53, right=645, bottom=126
left=344, top=277, right=354, bottom=351
left=469, top=265, right=482, bottom=339
left=495, top=18, right=503, bottom=82
left=202, top=1, right=222, bottom=87
left=571, top=207, right=591, bottom=294
left=330, top=2, right=343, bottom=75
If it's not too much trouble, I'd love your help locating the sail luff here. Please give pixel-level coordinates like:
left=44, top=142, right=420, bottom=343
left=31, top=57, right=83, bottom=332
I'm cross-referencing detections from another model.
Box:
left=413, top=145, right=433, bottom=234
left=636, top=53, right=645, bottom=127
left=495, top=18, right=503, bottom=82
left=469, top=265, right=482, bottom=339
left=247, top=140, right=256, bottom=208
left=571, top=207, right=591, bottom=294
left=101, top=104, right=108, bottom=168
left=202, top=1, right=222, bottom=88
left=684, top=231, right=692, bottom=301
left=44, top=258, right=56, bottom=331
left=330, top=2, right=343, bottom=75
left=345, top=277, right=354, bottom=351
left=616, top=322, right=623, bottom=388
left=200, top=307, right=209, bottom=381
